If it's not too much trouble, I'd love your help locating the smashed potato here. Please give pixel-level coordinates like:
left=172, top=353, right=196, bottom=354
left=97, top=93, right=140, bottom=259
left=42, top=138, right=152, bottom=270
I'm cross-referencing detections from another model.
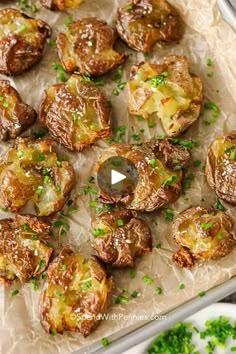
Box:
left=40, top=0, right=83, bottom=10
left=0, top=80, right=36, bottom=141
left=172, top=206, right=236, bottom=268
left=116, top=0, right=183, bottom=52
left=0, top=8, right=51, bottom=76
left=0, top=138, right=75, bottom=216
left=39, top=248, right=114, bottom=337
left=0, top=214, right=53, bottom=286
left=128, top=56, right=203, bottom=137
left=39, top=74, right=111, bottom=151
left=92, top=208, right=152, bottom=267
left=96, top=138, right=190, bottom=211
left=57, top=18, right=127, bottom=76
left=206, top=132, right=236, bottom=205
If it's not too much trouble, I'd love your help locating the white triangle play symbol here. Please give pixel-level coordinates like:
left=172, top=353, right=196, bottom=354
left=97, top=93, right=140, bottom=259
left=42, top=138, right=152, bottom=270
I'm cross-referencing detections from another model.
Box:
left=111, top=170, right=126, bottom=185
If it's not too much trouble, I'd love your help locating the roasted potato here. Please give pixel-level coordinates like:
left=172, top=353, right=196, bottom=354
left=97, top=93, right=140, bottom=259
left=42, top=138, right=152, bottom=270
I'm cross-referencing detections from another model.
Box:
left=57, top=18, right=127, bottom=76
left=128, top=56, right=203, bottom=137
left=40, top=0, right=83, bottom=10
left=0, top=138, right=75, bottom=216
left=95, top=138, right=190, bottom=211
left=0, top=80, right=36, bottom=141
left=206, top=132, right=236, bottom=205
left=39, top=74, right=111, bottom=151
left=0, top=8, right=51, bottom=76
left=39, top=248, right=114, bottom=337
left=172, top=206, right=236, bottom=269
left=0, top=214, right=53, bottom=287
left=91, top=208, right=152, bottom=267
left=116, top=0, right=183, bottom=52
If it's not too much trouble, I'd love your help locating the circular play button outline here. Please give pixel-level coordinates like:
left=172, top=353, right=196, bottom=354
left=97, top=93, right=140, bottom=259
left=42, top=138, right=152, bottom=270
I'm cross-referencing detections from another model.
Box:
left=97, top=156, right=139, bottom=198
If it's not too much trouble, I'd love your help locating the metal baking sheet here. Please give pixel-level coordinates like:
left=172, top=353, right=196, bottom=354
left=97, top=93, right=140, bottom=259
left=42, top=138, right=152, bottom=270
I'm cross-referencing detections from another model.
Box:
left=0, top=1, right=236, bottom=354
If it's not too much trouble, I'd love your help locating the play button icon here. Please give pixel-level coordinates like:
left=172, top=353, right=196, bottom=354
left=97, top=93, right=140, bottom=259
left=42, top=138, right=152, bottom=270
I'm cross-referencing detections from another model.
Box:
left=111, top=170, right=126, bottom=185
left=97, top=156, right=138, bottom=198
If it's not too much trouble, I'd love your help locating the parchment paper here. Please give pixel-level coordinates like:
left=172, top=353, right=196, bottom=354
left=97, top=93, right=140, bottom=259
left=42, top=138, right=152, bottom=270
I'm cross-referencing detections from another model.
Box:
left=0, top=0, right=236, bottom=353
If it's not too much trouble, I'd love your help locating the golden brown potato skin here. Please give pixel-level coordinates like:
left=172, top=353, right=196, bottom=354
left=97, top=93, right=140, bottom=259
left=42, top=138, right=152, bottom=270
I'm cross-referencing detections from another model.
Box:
left=39, top=248, right=114, bottom=337
left=96, top=138, right=190, bottom=211
left=0, top=214, right=53, bottom=287
left=92, top=208, right=152, bottom=267
left=40, top=0, right=83, bottom=10
left=0, top=138, right=75, bottom=216
left=39, top=74, right=111, bottom=151
left=0, top=80, right=36, bottom=141
left=57, top=18, right=127, bottom=76
left=206, top=132, right=236, bottom=205
left=116, top=0, right=183, bottom=52
left=172, top=206, right=236, bottom=268
left=0, top=8, right=51, bottom=76
left=128, top=56, right=203, bottom=137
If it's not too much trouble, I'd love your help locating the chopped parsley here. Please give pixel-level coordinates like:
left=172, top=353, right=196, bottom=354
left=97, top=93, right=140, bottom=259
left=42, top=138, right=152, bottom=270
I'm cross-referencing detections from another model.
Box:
left=156, top=243, right=162, bottom=249
left=204, top=102, right=220, bottom=125
left=102, top=337, right=109, bottom=347
left=23, top=223, right=29, bottom=231
left=179, top=283, right=185, bottom=290
left=171, top=138, right=200, bottom=150
left=89, top=200, right=98, bottom=208
left=92, top=228, right=105, bottom=236
left=35, top=186, right=44, bottom=196
left=116, top=295, right=129, bottom=304
left=142, top=275, right=153, bottom=285
left=150, top=159, right=158, bottom=168
left=83, top=186, right=98, bottom=195
left=148, top=121, right=156, bottom=128
left=198, top=291, right=206, bottom=297
left=81, top=280, right=92, bottom=289
left=64, top=16, right=73, bottom=27
left=44, top=175, right=50, bottom=184
left=55, top=290, right=62, bottom=297
left=126, top=4, right=133, bottom=10
left=162, top=175, right=178, bottom=186
left=206, top=58, right=212, bottom=66
left=156, top=287, right=163, bottom=295
left=73, top=113, right=78, bottom=122
left=131, top=290, right=140, bottom=298
left=193, top=160, right=201, bottom=167
left=117, top=219, right=124, bottom=227
left=11, top=289, right=19, bottom=296
left=17, top=150, right=24, bottom=158
left=31, top=278, right=39, bottom=291
left=130, top=271, right=136, bottom=278
left=201, top=222, right=212, bottom=230
left=38, top=259, right=46, bottom=268
left=53, top=63, right=67, bottom=82
left=215, top=198, right=226, bottom=211
left=165, top=208, right=174, bottom=221
left=151, top=72, right=169, bottom=88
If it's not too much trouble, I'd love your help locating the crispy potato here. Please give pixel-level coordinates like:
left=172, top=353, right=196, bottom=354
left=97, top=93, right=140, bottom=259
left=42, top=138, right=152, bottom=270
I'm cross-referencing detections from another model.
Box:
left=128, top=56, right=203, bottom=137
left=0, top=138, right=75, bottom=216
left=0, top=214, right=53, bottom=287
left=172, top=206, right=236, bottom=268
left=39, top=74, right=111, bottom=151
left=91, top=208, right=152, bottom=267
left=39, top=248, right=114, bottom=337
left=206, top=132, right=236, bottom=205
left=116, top=0, right=183, bottom=52
left=57, top=18, right=127, bottom=76
left=0, top=80, right=36, bottom=141
left=95, top=138, right=190, bottom=211
left=0, top=8, right=51, bottom=76
left=40, top=0, right=83, bottom=10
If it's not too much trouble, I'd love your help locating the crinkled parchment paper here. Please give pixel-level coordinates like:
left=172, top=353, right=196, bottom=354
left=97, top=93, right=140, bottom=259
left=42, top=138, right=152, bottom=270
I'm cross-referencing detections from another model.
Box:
left=0, top=0, right=236, bottom=353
